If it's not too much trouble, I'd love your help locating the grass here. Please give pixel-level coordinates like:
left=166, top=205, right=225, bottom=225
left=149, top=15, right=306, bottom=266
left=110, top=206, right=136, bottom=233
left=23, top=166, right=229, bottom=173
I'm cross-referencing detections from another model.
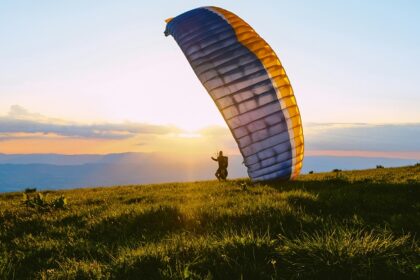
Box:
left=0, top=165, right=419, bottom=279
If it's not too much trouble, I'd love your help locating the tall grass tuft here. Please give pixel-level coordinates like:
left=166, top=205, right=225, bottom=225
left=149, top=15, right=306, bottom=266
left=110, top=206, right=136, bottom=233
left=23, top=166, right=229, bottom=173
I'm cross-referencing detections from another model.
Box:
left=276, top=226, right=419, bottom=279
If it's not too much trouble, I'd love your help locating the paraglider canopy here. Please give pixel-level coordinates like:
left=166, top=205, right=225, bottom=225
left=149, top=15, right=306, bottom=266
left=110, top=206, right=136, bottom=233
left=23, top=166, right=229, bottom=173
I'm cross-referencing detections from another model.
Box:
left=164, top=6, right=304, bottom=181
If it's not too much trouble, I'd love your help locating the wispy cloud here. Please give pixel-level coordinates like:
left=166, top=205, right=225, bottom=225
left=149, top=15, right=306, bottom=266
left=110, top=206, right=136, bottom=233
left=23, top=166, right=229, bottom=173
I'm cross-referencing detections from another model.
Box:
left=1, top=106, right=419, bottom=159
left=0, top=105, right=182, bottom=140
left=304, top=122, right=420, bottom=152
left=305, top=150, right=420, bottom=160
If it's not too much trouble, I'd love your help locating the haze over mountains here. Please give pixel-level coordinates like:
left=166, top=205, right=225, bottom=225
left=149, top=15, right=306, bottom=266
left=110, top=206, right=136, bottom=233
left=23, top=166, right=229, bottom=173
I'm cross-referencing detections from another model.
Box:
left=0, top=153, right=246, bottom=192
left=1, top=106, right=418, bottom=192
left=0, top=153, right=417, bottom=192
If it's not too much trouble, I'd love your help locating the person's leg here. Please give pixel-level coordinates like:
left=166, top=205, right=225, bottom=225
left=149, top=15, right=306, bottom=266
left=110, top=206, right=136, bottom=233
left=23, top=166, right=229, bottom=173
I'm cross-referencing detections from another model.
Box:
left=221, top=168, right=227, bottom=180
left=215, top=168, right=221, bottom=180
left=222, top=168, right=228, bottom=180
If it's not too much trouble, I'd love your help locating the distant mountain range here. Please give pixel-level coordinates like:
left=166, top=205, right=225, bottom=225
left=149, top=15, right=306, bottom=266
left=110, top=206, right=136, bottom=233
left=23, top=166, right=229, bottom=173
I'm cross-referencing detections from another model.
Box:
left=0, top=153, right=417, bottom=192
left=0, top=153, right=151, bottom=165
left=0, top=153, right=248, bottom=192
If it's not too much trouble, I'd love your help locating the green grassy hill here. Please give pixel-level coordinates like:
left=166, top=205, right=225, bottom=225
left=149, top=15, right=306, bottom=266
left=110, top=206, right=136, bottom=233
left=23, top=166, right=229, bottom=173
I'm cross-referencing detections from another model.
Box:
left=1, top=165, right=419, bottom=279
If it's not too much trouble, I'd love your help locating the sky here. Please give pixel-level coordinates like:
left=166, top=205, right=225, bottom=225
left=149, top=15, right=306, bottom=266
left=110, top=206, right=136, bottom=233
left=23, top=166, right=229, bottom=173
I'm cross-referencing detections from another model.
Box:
left=0, top=0, right=419, bottom=158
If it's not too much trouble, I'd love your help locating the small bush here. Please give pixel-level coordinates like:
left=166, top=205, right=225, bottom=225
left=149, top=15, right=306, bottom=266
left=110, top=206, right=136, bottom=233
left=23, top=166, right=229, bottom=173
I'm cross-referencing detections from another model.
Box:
left=377, top=165, right=385, bottom=169
left=22, top=193, right=47, bottom=208
left=50, top=195, right=67, bottom=209
left=309, top=171, right=314, bottom=174
left=24, top=188, right=37, bottom=193
left=332, top=169, right=342, bottom=172
left=22, top=192, right=67, bottom=210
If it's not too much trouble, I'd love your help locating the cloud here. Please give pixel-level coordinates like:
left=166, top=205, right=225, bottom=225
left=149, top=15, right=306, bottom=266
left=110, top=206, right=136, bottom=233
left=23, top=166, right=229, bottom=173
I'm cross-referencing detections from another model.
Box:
left=1, top=106, right=418, bottom=157
left=8, top=105, right=47, bottom=120
left=0, top=105, right=182, bottom=140
left=197, top=123, right=420, bottom=154
left=304, top=122, right=420, bottom=152
left=198, top=125, right=230, bottom=137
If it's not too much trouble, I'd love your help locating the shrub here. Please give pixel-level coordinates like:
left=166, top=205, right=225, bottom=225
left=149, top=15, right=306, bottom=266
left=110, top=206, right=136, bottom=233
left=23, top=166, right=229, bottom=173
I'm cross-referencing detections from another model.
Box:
left=50, top=195, right=68, bottom=209
left=22, top=192, right=67, bottom=210
left=22, top=192, right=47, bottom=208
left=376, top=165, right=384, bottom=169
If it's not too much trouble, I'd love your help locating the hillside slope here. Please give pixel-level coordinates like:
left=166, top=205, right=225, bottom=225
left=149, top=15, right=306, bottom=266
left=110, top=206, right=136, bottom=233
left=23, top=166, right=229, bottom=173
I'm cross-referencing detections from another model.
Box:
left=0, top=165, right=419, bottom=279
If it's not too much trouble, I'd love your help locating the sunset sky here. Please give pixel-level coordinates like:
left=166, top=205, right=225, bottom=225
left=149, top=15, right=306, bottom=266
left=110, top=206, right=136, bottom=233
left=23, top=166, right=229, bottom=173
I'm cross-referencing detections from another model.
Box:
left=1, top=0, right=419, bottom=158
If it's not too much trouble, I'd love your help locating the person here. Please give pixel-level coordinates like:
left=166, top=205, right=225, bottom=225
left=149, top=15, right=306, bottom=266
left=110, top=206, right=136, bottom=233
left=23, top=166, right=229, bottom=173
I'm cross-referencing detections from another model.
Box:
left=211, top=151, right=228, bottom=181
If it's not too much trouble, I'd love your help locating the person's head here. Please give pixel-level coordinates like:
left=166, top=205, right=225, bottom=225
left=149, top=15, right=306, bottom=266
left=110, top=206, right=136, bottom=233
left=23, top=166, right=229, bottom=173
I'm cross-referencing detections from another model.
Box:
left=219, top=151, right=223, bottom=156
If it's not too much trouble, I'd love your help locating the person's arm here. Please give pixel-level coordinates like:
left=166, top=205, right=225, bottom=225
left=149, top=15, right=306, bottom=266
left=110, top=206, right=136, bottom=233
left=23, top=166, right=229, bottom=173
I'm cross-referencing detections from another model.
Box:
left=211, top=157, right=217, bottom=161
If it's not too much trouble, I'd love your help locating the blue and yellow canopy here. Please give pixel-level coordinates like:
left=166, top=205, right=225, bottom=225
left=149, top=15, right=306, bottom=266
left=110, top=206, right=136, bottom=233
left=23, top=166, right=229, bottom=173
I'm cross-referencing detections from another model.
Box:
left=165, top=7, right=304, bottom=181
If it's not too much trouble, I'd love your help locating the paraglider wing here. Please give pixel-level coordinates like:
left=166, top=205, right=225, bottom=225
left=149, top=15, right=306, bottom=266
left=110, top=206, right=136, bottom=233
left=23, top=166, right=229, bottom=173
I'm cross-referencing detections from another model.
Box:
left=164, top=7, right=304, bottom=181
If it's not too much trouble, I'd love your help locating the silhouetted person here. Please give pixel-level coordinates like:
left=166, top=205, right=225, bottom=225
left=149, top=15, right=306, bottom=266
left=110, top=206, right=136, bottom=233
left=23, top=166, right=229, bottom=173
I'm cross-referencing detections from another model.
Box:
left=211, top=151, right=228, bottom=181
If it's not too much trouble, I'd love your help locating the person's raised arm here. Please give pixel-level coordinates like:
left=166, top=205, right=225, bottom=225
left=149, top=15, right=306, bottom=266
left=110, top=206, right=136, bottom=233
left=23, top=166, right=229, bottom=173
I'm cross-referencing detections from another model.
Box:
left=211, top=157, right=217, bottom=161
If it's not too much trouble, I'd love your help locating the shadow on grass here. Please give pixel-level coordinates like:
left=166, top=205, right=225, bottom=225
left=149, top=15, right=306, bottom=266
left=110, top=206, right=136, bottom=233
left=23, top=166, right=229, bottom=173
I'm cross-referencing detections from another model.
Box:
left=0, top=211, right=48, bottom=242
left=0, top=237, right=63, bottom=279
left=195, top=206, right=306, bottom=237
left=264, top=179, right=420, bottom=234
left=124, top=196, right=155, bottom=205
left=88, top=206, right=184, bottom=246
left=112, top=234, right=278, bottom=280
